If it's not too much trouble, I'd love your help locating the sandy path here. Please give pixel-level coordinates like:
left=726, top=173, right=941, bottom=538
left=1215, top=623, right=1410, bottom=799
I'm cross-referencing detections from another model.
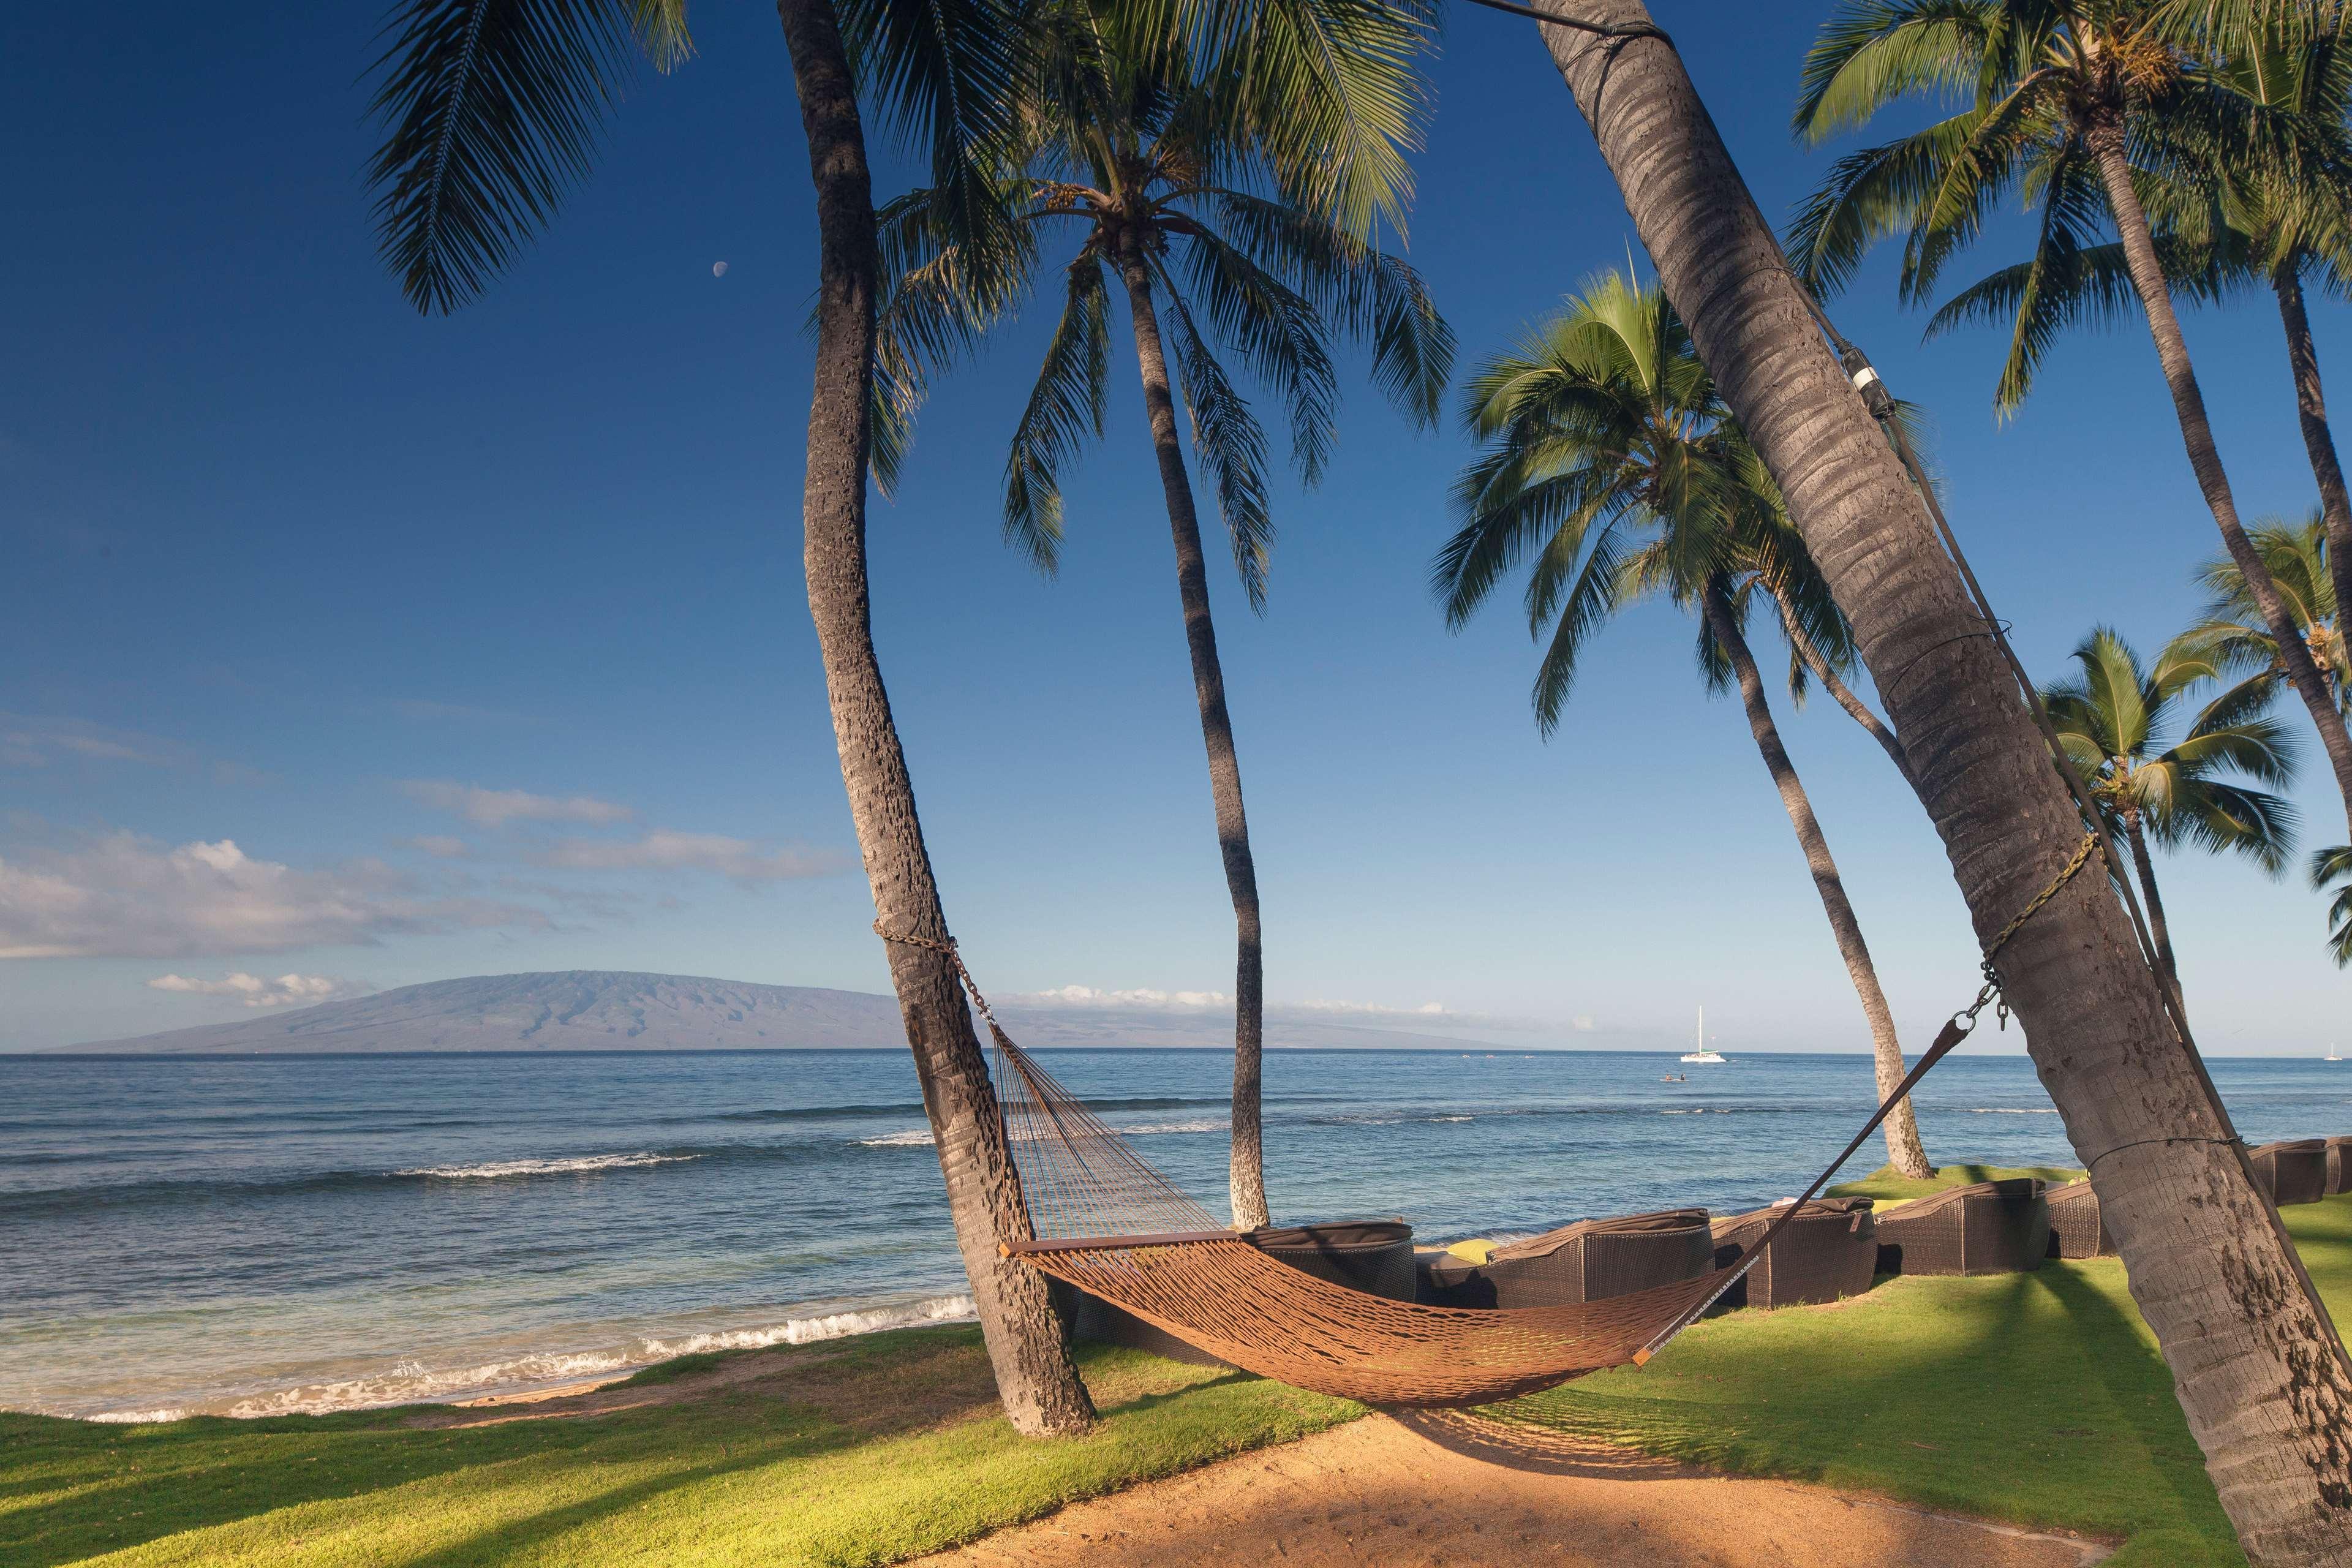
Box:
left=913, top=1412, right=2111, bottom=1568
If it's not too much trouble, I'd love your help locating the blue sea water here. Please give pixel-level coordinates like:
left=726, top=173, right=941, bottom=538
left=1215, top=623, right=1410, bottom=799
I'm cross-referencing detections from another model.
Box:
left=4, top=1047, right=2348, bottom=1420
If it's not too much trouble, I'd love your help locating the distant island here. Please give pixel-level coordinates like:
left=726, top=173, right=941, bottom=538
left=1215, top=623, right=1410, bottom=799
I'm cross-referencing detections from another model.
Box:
left=61, top=970, right=1507, bottom=1054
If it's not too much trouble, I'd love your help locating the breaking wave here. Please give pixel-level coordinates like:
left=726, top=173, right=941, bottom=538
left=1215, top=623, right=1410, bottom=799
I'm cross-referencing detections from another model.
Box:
left=86, top=1295, right=978, bottom=1422
left=395, top=1153, right=695, bottom=1180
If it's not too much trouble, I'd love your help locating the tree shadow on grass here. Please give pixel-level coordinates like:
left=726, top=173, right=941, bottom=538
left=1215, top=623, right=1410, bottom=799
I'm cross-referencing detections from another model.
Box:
left=387, top=1436, right=805, bottom=1568
left=2, top=1382, right=864, bottom=1567
left=1482, top=1264, right=2235, bottom=1558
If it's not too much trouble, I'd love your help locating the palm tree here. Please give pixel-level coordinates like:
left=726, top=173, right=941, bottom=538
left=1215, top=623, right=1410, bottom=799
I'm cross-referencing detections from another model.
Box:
left=880, top=0, right=1450, bottom=1228
left=1910, top=6, right=2352, bottom=680
left=1434, top=271, right=1933, bottom=1179
left=2315, top=845, right=2352, bottom=963
left=362, top=0, right=1093, bottom=1437
left=359, top=0, right=1425, bottom=1431
left=2174, top=511, right=2349, bottom=717
left=1534, top=7, right=2352, bottom=1556
left=2041, top=628, right=2299, bottom=982
left=1791, top=0, right=2352, bottom=847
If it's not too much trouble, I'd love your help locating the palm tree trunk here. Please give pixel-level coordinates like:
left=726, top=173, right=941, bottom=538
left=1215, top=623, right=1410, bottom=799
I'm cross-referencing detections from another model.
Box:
left=2271, top=263, right=2352, bottom=676
left=2122, top=812, right=2179, bottom=989
left=2086, top=127, right=2352, bottom=842
left=1536, top=7, right=2352, bottom=1560
left=1702, top=584, right=1931, bottom=1178
left=776, top=0, right=1093, bottom=1437
left=1112, top=228, right=1270, bottom=1229
left=1773, top=587, right=1912, bottom=788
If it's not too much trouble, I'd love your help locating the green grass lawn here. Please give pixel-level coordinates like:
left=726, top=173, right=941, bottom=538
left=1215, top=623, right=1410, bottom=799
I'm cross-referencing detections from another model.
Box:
left=1493, top=1190, right=2352, bottom=1568
left=0, top=1330, right=1358, bottom=1568
left=7, top=1193, right=2346, bottom=1568
left=1827, top=1161, right=2086, bottom=1204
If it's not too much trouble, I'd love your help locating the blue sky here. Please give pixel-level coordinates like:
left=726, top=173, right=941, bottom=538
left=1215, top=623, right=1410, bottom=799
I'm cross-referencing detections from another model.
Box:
left=4, top=3, right=2346, bottom=1053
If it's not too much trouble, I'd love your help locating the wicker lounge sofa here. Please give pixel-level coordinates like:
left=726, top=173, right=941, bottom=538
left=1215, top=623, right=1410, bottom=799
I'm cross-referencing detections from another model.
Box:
left=2328, top=1136, right=2352, bottom=1198
left=1708, top=1197, right=1877, bottom=1309
left=1421, top=1208, right=1714, bottom=1310
left=1247, top=1219, right=1417, bottom=1300
left=2041, top=1179, right=2116, bottom=1259
left=1073, top=1218, right=1415, bottom=1366
left=1874, top=1178, right=2049, bottom=1276
left=2252, top=1140, right=2329, bottom=1206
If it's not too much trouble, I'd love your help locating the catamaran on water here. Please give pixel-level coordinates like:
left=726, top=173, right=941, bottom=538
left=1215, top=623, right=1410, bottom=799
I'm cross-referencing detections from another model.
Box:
left=1681, top=1005, right=1726, bottom=1065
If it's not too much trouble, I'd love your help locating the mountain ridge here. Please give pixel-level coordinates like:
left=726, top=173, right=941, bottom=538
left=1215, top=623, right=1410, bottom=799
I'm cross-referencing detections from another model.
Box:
left=62, top=970, right=1509, bottom=1054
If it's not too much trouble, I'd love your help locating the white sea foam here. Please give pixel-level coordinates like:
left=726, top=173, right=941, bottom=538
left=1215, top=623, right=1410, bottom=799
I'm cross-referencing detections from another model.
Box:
left=86, top=1295, right=979, bottom=1422
left=1966, top=1107, right=2059, bottom=1115
left=394, top=1153, right=694, bottom=1179
left=1428, top=1115, right=1474, bottom=1124
left=1116, top=1118, right=1223, bottom=1135
left=856, top=1129, right=937, bottom=1147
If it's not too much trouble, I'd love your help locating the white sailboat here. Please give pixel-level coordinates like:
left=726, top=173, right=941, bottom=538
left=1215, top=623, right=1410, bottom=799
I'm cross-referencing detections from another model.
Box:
left=1681, top=1004, right=1726, bottom=1065
left=2327, top=1043, right=2343, bottom=1063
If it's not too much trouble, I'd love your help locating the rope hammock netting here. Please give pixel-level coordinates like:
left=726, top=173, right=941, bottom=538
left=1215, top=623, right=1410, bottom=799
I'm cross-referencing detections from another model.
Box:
left=883, top=896, right=2090, bottom=1409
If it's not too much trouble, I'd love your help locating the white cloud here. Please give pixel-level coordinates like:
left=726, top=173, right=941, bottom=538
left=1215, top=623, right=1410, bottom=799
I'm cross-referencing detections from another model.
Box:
left=403, top=835, right=471, bottom=859
left=528, top=829, right=848, bottom=886
left=400, top=780, right=633, bottom=829
left=0, top=832, right=553, bottom=959
left=1020, top=984, right=1234, bottom=1010
left=148, top=972, right=371, bottom=1009
left=0, top=714, right=249, bottom=778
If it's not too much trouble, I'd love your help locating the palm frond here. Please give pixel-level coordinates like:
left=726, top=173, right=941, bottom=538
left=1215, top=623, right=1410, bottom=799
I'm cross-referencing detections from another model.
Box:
left=1181, top=0, right=1434, bottom=236
left=1158, top=280, right=1276, bottom=608
left=1001, top=254, right=1112, bottom=570
left=367, top=0, right=690, bottom=314
left=835, top=0, right=1028, bottom=246
left=1171, top=225, right=1341, bottom=482
left=1795, top=0, right=2003, bottom=142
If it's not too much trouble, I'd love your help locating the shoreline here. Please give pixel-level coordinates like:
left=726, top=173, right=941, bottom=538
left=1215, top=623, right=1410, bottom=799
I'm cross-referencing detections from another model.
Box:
left=26, top=1291, right=981, bottom=1426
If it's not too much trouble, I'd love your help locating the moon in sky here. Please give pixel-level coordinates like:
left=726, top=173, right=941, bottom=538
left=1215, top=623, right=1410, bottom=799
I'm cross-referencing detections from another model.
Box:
left=712, top=260, right=729, bottom=278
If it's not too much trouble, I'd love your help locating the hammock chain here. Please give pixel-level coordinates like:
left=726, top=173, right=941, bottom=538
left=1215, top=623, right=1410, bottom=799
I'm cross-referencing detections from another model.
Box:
left=872, top=921, right=1003, bottom=1030
left=1961, top=831, right=2101, bottom=1036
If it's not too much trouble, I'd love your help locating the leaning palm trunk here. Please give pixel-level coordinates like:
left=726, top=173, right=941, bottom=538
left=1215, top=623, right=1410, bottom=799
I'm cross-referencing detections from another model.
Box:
left=2122, top=812, right=2180, bottom=989
left=776, top=0, right=1093, bottom=1436
left=2084, top=129, right=2352, bottom=843
left=1703, top=587, right=1930, bottom=1178
left=1537, top=7, right=2352, bottom=1560
left=1773, top=587, right=1913, bottom=788
left=1114, top=230, right=1271, bottom=1229
left=2271, top=265, right=2352, bottom=672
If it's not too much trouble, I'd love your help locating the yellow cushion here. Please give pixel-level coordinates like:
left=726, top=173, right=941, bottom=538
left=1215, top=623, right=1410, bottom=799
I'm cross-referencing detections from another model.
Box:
left=1447, top=1238, right=1496, bottom=1265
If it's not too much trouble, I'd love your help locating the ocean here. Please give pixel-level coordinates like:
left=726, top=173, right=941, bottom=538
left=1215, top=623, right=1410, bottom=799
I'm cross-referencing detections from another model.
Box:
left=6, top=1047, right=2347, bottom=1422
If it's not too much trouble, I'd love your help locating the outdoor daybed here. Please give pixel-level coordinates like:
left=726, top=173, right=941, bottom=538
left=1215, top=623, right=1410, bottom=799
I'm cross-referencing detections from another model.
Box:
left=1873, top=1178, right=2050, bottom=1276
left=1422, top=1208, right=1714, bottom=1308
left=1247, top=1219, right=1418, bottom=1300
left=2328, top=1136, right=2352, bottom=1197
left=1070, top=1218, right=1415, bottom=1366
left=2042, top=1178, right=2116, bottom=1259
left=1708, top=1197, right=1878, bottom=1308
left=2251, top=1140, right=2329, bottom=1206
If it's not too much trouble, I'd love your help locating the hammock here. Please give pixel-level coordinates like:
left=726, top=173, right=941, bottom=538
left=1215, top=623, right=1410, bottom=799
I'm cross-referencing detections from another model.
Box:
left=981, top=1009, right=1973, bottom=1408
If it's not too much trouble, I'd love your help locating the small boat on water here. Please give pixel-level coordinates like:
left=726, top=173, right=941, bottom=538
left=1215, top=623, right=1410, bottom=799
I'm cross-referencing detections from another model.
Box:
left=2328, top=1044, right=2343, bottom=1063
left=1680, top=1005, right=1727, bottom=1065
